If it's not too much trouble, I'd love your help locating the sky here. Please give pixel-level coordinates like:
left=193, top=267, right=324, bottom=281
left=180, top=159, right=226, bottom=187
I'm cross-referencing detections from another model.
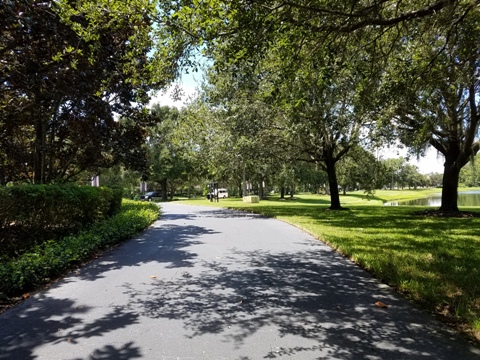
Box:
left=148, top=71, right=201, bottom=109
left=379, top=146, right=444, bottom=174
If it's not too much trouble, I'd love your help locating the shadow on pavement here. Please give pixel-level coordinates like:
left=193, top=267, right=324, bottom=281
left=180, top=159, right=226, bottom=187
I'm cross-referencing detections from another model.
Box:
left=76, top=223, right=219, bottom=282
left=1, top=207, right=478, bottom=360
left=0, top=296, right=141, bottom=360
left=121, top=247, right=478, bottom=359
left=198, top=208, right=267, bottom=219
left=68, top=342, right=142, bottom=360
left=0, top=221, right=219, bottom=360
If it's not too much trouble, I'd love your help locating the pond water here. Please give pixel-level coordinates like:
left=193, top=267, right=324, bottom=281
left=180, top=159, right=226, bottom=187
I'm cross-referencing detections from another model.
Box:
left=385, top=190, right=480, bottom=207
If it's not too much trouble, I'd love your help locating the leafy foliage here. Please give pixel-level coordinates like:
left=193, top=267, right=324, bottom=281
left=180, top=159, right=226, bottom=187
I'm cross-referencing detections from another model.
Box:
left=381, top=6, right=480, bottom=210
left=460, top=154, right=480, bottom=187
left=0, top=184, right=122, bottom=257
left=0, top=0, right=190, bottom=184
left=145, top=105, right=197, bottom=199
left=179, top=0, right=479, bottom=212
left=0, top=199, right=159, bottom=300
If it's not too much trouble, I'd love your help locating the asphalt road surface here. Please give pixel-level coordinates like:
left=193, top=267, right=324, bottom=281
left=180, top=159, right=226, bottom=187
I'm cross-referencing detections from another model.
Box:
left=1, top=203, right=479, bottom=360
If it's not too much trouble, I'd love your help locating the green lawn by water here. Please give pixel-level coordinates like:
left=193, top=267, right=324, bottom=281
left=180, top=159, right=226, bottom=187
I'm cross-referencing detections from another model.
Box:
left=179, top=189, right=480, bottom=343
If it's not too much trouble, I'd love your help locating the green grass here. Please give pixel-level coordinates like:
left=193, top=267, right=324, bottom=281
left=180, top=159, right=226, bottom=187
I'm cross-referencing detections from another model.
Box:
left=180, top=191, right=480, bottom=343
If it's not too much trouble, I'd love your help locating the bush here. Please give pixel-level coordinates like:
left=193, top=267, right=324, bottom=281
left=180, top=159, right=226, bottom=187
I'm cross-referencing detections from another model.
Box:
left=0, top=200, right=159, bottom=300
left=0, top=185, right=123, bottom=257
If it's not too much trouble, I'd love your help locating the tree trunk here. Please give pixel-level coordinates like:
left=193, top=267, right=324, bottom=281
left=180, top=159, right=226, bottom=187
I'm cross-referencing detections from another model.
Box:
left=280, top=186, right=285, bottom=199
left=0, top=162, right=5, bottom=185
left=326, top=159, right=342, bottom=210
left=440, top=159, right=460, bottom=212
left=34, top=116, right=46, bottom=184
left=161, top=178, right=168, bottom=201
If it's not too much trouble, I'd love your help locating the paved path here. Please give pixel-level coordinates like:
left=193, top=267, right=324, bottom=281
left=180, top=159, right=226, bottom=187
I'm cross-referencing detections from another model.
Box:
left=1, top=203, right=479, bottom=360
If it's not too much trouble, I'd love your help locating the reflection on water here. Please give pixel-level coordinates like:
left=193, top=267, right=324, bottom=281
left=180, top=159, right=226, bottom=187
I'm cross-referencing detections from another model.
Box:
left=385, top=191, right=480, bottom=206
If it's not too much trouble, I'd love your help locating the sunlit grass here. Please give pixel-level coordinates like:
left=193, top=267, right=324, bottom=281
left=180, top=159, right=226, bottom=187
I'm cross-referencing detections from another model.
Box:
left=180, top=192, right=480, bottom=342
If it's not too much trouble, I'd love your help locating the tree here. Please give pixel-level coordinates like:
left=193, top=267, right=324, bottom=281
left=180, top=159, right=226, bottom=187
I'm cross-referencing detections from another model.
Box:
left=0, top=0, right=188, bottom=184
left=258, top=38, right=376, bottom=209
left=337, top=146, right=379, bottom=195
left=379, top=158, right=406, bottom=190
left=177, top=0, right=479, bottom=213
left=426, top=172, right=444, bottom=187
left=95, top=165, right=144, bottom=199
left=146, top=105, right=195, bottom=200
left=384, top=8, right=480, bottom=211
left=398, top=164, right=425, bottom=190
left=177, top=1, right=396, bottom=209
left=193, top=67, right=290, bottom=197
left=460, top=155, right=480, bottom=187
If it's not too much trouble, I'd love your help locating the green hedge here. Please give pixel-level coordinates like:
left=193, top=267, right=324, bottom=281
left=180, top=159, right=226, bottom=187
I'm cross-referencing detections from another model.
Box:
left=0, top=185, right=123, bottom=257
left=0, top=200, right=159, bottom=300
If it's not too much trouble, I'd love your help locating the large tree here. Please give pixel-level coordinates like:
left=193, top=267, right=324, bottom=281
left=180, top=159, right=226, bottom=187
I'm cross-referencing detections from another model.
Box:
left=146, top=105, right=195, bottom=200
left=383, top=7, right=480, bottom=211
left=0, top=0, right=188, bottom=184
left=194, top=67, right=289, bottom=196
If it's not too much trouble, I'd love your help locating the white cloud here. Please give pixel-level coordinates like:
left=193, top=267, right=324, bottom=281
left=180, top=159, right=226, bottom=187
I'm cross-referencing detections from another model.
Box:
left=410, top=148, right=444, bottom=174
left=149, top=69, right=203, bottom=109
left=148, top=83, right=197, bottom=109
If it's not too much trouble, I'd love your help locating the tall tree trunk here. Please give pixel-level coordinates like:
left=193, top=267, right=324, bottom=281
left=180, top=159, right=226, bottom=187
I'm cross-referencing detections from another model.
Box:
left=440, top=158, right=460, bottom=212
left=161, top=178, right=168, bottom=201
left=34, top=117, right=46, bottom=184
left=0, top=163, right=5, bottom=185
left=280, top=186, right=285, bottom=199
left=326, top=158, right=342, bottom=210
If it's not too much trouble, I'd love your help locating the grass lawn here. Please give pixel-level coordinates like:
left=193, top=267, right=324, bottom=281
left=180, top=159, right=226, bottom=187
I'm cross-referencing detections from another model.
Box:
left=180, top=189, right=480, bottom=343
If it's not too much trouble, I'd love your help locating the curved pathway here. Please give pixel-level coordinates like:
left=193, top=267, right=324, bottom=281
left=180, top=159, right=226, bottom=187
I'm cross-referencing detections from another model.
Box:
left=0, top=203, right=479, bottom=359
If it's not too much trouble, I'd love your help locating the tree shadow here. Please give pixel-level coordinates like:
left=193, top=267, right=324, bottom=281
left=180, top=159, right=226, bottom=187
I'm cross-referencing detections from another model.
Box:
left=75, top=223, right=219, bottom=282
left=1, top=206, right=478, bottom=359
left=120, top=247, right=478, bottom=359
left=0, top=296, right=142, bottom=360
left=68, top=342, right=142, bottom=360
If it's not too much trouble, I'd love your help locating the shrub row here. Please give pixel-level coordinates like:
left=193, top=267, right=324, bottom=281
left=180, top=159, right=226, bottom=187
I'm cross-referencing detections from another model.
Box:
left=0, top=184, right=123, bottom=230
left=0, top=199, right=159, bottom=300
left=0, top=185, right=123, bottom=256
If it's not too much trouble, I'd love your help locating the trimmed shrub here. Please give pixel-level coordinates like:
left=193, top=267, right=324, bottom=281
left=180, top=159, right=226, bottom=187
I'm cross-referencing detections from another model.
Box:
left=0, top=200, right=159, bottom=300
left=0, top=185, right=123, bottom=257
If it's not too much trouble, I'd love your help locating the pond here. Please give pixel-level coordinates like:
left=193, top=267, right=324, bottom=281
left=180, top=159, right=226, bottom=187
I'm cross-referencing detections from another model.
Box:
left=385, top=190, right=480, bottom=207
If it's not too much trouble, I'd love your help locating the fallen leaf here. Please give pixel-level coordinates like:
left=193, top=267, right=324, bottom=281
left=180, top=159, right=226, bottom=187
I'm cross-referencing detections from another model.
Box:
left=22, top=293, right=30, bottom=299
left=375, top=301, right=388, bottom=308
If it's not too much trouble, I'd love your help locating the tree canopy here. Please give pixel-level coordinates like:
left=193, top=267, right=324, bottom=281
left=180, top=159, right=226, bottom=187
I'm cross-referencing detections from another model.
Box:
left=0, top=0, right=190, bottom=184
left=174, top=0, right=480, bottom=211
